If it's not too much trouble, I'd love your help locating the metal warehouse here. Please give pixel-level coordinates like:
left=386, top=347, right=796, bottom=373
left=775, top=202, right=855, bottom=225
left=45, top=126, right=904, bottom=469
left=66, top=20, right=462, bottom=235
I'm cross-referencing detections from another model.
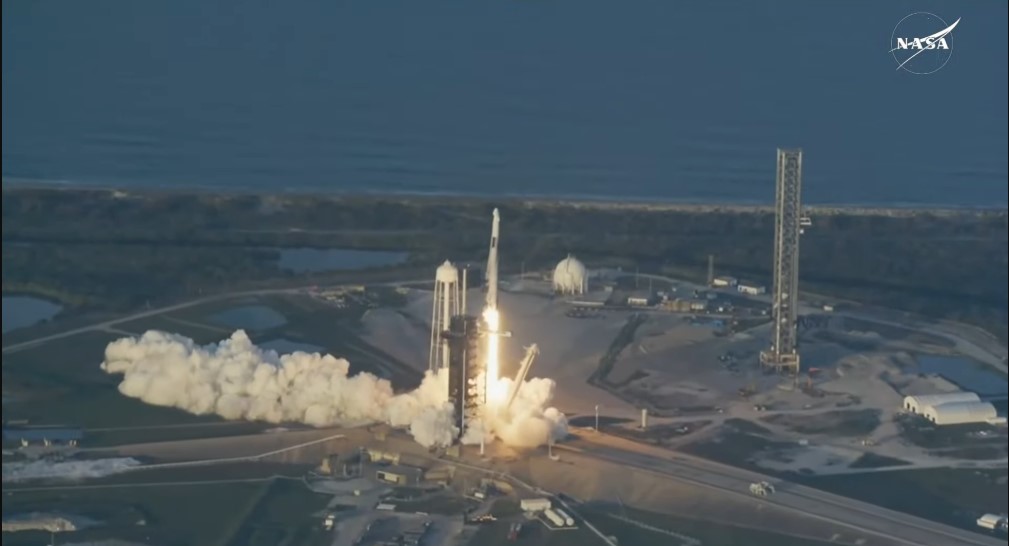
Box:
left=922, top=401, right=997, bottom=426
left=902, top=392, right=980, bottom=414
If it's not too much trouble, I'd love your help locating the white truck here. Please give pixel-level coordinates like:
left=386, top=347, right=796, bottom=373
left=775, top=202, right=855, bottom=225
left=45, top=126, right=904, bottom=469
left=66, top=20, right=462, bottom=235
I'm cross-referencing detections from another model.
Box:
left=323, top=513, right=335, bottom=531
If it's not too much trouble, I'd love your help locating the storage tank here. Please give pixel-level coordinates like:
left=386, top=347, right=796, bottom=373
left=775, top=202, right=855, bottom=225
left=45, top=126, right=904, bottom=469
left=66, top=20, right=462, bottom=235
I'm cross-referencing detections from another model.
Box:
left=555, top=508, right=575, bottom=527
left=544, top=509, right=565, bottom=527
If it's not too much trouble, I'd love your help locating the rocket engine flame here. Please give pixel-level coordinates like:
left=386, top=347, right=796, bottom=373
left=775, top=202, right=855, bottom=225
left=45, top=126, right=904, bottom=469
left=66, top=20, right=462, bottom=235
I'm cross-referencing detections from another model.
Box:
left=482, top=306, right=507, bottom=405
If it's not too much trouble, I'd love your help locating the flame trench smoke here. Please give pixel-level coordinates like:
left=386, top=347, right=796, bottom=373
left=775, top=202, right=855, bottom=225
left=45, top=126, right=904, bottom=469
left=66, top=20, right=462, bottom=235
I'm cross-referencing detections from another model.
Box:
left=100, top=330, right=566, bottom=449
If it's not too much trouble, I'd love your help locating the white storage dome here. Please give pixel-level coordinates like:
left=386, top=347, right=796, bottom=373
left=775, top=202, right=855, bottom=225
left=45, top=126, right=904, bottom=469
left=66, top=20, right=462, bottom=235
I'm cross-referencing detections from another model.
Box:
left=553, top=255, right=587, bottom=295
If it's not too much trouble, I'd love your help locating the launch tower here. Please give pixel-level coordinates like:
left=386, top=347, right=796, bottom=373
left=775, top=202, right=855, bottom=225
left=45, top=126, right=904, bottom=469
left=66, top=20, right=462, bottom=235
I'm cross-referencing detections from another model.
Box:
left=445, top=314, right=483, bottom=434
left=760, top=148, right=803, bottom=376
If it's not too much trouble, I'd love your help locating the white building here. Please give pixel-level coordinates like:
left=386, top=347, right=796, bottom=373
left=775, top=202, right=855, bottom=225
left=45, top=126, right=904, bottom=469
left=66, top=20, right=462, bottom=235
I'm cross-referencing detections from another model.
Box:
left=737, top=281, right=766, bottom=295
left=553, top=255, right=588, bottom=295
left=520, top=498, right=551, bottom=512
left=712, top=276, right=737, bottom=288
left=923, top=401, right=997, bottom=426
left=976, top=513, right=1008, bottom=531
left=903, top=392, right=980, bottom=414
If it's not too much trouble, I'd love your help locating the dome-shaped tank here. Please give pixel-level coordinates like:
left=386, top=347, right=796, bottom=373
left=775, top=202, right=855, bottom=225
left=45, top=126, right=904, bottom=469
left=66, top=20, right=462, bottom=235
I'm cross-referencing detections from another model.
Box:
left=553, top=255, right=587, bottom=295
left=436, top=260, right=459, bottom=284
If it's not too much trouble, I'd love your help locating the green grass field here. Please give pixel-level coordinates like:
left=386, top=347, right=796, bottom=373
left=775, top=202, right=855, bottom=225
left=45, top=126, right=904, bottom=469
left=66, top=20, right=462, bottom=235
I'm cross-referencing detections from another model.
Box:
left=580, top=505, right=846, bottom=546
left=469, top=519, right=606, bottom=546
left=226, top=479, right=333, bottom=546
left=83, top=421, right=276, bottom=447
left=3, top=466, right=329, bottom=546
left=469, top=498, right=839, bottom=546
left=2, top=292, right=414, bottom=432
left=2, top=330, right=219, bottom=428
left=3, top=480, right=266, bottom=546
left=798, top=467, right=1009, bottom=531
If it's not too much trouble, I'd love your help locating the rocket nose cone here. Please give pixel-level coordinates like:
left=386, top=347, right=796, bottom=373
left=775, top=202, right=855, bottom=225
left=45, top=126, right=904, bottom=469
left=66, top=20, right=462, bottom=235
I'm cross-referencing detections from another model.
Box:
left=493, top=208, right=499, bottom=217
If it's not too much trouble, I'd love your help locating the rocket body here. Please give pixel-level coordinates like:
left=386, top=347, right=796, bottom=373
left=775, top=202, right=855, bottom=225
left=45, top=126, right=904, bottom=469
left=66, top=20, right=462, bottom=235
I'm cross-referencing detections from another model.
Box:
left=485, top=208, right=500, bottom=310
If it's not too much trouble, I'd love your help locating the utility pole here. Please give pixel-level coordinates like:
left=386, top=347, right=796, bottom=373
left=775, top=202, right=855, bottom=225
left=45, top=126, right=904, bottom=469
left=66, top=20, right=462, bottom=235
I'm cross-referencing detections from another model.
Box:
left=594, top=404, right=600, bottom=432
left=707, top=254, right=715, bottom=286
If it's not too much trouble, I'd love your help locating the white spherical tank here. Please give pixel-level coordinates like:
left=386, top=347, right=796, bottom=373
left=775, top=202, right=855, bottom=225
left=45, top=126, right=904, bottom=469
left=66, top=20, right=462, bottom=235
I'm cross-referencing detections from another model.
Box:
left=436, top=260, right=459, bottom=284
left=553, top=255, right=587, bottom=295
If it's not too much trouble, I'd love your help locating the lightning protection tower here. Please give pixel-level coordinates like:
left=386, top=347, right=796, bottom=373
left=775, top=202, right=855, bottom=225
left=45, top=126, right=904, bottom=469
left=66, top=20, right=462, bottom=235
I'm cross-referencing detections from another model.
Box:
left=429, top=260, right=461, bottom=372
left=760, top=148, right=803, bottom=376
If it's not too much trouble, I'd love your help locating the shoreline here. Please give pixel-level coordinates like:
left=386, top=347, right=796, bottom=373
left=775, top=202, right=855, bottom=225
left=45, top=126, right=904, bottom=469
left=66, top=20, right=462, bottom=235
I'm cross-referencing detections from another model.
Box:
left=4, top=178, right=1007, bottom=217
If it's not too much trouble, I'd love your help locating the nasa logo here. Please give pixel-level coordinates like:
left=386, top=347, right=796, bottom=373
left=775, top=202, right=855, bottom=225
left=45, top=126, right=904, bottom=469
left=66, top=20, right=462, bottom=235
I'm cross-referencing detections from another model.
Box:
left=890, top=12, right=960, bottom=74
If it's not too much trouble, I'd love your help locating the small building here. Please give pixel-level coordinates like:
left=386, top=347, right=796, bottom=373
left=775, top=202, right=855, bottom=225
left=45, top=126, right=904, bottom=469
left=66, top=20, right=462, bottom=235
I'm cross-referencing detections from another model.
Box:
left=318, top=454, right=338, bottom=476
left=711, top=276, right=737, bottom=288
left=376, top=469, right=408, bottom=485
left=662, top=299, right=692, bottom=312
left=375, top=464, right=419, bottom=485
left=903, top=392, right=980, bottom=414
left=365, top=449, right=400, bottom=465
left=520, top=498, right=551, bottom=513
left=977, top=513, right=1008, bottom=531
left=423, top=465, right=454, bottom=486
left=737, top=282, right=766, bottom=295
left=923, top=401, right=997, bottom=426
left=626, top=291, right=655, bottom=307
left=689, top=299, right=709, bottom=312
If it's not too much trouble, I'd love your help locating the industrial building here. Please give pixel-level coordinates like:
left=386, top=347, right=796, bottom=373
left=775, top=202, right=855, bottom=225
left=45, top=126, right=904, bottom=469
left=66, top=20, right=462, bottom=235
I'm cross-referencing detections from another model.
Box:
left=976, top=513, right=1008, bottom=532
left=903, top=392, right=980, bottom=414
left=737, top=281, right=766, bottom=295
left=376, top=465, right=420, bottom=485
left=662, top=298, right=709, bottom=312
left=711, top=276, right=737, bottom=288
left=626, top=291, right=656, bottom=307
left=553, top=255, right=588, bottom=295
left=922, top=401, right=998, bottom=426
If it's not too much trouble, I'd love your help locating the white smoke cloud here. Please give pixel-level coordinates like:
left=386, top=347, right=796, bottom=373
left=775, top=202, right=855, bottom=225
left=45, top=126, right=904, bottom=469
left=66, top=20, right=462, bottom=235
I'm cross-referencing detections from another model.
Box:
left=100, top=330, right=565, bottom=449
left=481, top=376, right=569, bottom=449
left=3, top=457, right=141, bottom=483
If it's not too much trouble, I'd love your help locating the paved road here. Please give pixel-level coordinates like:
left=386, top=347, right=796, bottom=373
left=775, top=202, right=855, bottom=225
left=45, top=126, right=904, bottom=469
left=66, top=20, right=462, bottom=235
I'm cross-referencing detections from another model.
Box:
left=561, top=431, right=1004, bottom=546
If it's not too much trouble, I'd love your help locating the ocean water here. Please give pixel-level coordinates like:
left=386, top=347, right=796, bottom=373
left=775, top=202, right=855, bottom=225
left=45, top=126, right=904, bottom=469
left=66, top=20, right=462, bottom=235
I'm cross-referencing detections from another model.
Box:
left=3, top=1, right=1006, bottom=206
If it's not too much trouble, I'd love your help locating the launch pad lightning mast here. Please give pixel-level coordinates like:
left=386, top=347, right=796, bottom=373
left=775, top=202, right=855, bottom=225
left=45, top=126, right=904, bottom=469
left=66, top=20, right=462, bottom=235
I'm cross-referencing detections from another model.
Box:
left=760, top=148, right=804, bottom=379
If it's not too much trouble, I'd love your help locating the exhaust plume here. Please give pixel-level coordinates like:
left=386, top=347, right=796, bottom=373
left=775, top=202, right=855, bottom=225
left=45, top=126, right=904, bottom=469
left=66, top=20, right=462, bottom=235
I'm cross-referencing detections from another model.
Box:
left=100, top=330, right=566, bottom=449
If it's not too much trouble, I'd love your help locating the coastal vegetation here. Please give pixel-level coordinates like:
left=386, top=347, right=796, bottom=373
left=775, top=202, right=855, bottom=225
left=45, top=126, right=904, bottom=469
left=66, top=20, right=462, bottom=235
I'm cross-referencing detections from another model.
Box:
left=3, top=188, right=1006, bottom=340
